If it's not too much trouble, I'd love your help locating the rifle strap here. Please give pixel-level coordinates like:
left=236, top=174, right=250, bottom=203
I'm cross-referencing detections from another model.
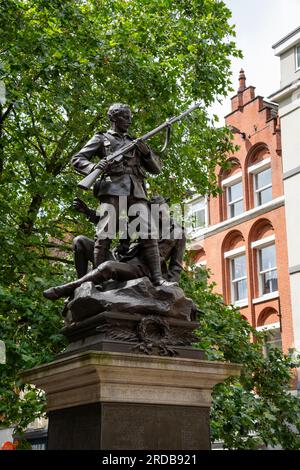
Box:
left=161, top=124, right=171, bottom=152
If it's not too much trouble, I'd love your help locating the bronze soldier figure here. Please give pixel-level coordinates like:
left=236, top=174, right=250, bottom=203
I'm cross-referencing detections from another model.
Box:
left=71, top=197, right=97, bottom=278
left=72, top=197, right=130, bottom=278
left=71, top=103, right=164, bottom=285
left=43, top=197, right=185, bottom=300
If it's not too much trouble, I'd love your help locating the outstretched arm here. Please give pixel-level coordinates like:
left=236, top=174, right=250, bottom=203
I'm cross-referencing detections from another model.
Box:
left=73, top=197, right=100, bottom=224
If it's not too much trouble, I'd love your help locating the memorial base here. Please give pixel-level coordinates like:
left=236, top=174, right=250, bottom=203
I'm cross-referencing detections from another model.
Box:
left=22, top=351, right=240, bottom=450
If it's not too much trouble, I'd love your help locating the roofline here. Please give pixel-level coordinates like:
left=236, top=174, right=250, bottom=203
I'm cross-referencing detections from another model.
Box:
left=272, top=25, right=300, bottom=49
left=229, top=85, right=256, bottom=100
left=224, top=95, right=263, bottom=119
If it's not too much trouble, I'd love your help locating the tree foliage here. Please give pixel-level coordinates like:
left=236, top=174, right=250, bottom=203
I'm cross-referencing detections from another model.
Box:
left=0, top=0, right=240, bottom=432
left=4, top=0, right=298, bottom=451
left=2, top=0, right=300, bottom=451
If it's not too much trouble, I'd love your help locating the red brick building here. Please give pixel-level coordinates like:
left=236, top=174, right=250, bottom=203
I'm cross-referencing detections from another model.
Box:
left=189, top=70, right=294, bottom=355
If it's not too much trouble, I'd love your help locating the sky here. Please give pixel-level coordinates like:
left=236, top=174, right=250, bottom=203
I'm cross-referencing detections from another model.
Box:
left=210, top=0, right=300, bottom=122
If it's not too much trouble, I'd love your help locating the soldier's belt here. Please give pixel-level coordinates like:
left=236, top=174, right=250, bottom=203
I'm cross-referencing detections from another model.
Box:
left=106, top=168, right=141, bottom=176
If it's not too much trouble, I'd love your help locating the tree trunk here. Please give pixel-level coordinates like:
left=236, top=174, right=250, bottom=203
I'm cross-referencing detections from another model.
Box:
left=19, top=194, right=43, bottom=235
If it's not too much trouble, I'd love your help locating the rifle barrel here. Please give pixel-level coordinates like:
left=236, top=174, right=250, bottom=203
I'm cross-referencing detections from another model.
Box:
left=77, top=101, right=201, bottom=190
left=140, top=102, right=201, bottom=141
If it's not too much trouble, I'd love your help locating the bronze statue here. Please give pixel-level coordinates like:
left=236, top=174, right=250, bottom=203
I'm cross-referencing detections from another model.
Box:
left=71, top=103, right=164, bottom=285
left=44, top=196, right=186, bottom=300
left=42, top=104, right=203, bottom=356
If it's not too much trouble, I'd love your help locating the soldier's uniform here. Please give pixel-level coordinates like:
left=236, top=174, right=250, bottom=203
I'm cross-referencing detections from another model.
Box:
left=71, top=128, right=163, bottom=284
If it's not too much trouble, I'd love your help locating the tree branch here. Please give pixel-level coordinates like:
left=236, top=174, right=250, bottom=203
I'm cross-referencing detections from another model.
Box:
left=39, top=255, right=73, bottom=265
left=29, top=242, right=73, bottom=252
left=47, top=111, right=103, bottom=176
left=0, top=103, right=14, bottom=125
left=24, top=96, right=47, bottom=160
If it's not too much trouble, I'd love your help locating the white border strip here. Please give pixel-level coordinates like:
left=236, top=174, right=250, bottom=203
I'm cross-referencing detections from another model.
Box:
left=251, top=235, right=275, bottom=249
left=274, top=32, right=300, bottom=56
left=253, top=291, right=279, bottom=304
left=234, top=299, right=248, bottom=308
left=248, top=158, right=271, bottom=174
left=189, top=196, right=284, bottom=241
left=224, top=246, right=246, bottom=258
left=256, top=321, right=280, bottom=332
left=221, top=171, right=242, bottom=187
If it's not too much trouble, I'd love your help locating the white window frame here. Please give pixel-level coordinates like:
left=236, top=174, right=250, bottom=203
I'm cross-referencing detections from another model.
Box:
left=227, top=249, right=248, bottom=306
left=254, top=169, right=272, bottom=207
left=224, top=246, right=246, bottom=258
left=222, top=172, right=244, bottom=219
left=256, top=321, right=280, bottom=332
left=251, top=234, right=275, bottom=249
left=191, top=207, right=206, bottom=230
left=252, top=239, right=278, bottom=298
left=296, top=44, right=300, bottom=71
left=248, top=158, right=272, bottom=207
left=256, top=322, right=282, bottom=357
left=188, top=196, right=208, bottom=232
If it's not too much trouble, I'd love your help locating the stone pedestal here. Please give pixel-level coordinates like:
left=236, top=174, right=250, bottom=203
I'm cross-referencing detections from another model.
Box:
left=22, top=351, right=240, bottom=450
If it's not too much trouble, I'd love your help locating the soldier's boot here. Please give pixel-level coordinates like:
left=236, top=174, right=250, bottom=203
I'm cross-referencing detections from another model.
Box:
left=43, top=263, right=111, bottom=301
left=94, top=239, right=111, bottom=268
left=142, top=241, right=165, bottom=286
left=43, top=279, right=84, bottom=301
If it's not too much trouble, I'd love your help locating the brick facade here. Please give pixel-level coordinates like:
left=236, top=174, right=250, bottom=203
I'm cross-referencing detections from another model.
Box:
left=189, top=70, right=294, bottom=354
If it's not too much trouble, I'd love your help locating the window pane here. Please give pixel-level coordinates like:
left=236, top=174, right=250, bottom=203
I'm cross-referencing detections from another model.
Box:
left=228, top=181, right=243, bottom=202
left=233, top=279, right=248, bottom=301
left=260, top=245, right=276, bottom=271
left=261, top=270, right=278, bottom=294
left=255, top=168, right=271, bottom=190
left=230, top=199, right=243, bottom=217
left=232, top=255, right=247, bottom=279
left=258, top=186, right=272, bottom=205
left=297, top=46, right=300, bottom=69
left=192, top=209, right=205, bottom=228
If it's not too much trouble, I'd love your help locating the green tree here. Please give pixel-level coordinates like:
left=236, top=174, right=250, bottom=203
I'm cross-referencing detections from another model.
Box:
left=181, top=268, right=300, bottom=450
left=0, top=0, right=240, bottom=431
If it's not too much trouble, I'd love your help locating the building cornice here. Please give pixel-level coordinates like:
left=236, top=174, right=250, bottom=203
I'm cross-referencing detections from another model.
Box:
left=269, top=79, right=300, bottom=102
left=272, top=26, right=300, bottom=55
left=190, top=196, right=285, bottom=242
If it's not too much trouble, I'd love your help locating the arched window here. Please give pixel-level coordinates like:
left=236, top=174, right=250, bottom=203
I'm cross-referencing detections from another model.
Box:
left=256, top=308, right=282, bottom=357
left=250, top=220, right=278, bottom=300
left=220, top=159, right=243, bottom=220
left=194, top=249, right=208, bottom=284
left=222, top=231, right=248, bottom=306
left=246, top=144, right=272, bottom=209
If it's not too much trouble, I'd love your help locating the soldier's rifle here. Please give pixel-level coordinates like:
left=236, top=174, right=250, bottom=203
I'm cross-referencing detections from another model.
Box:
left=78, top=102, right=201, bottom=190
